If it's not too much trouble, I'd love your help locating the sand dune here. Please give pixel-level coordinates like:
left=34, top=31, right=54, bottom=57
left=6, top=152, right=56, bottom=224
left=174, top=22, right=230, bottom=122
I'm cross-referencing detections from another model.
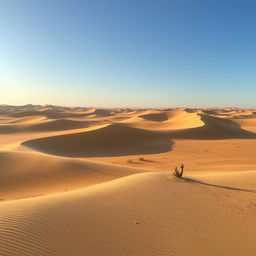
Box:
left=10, top=110, right=94, bottom=119
left=117, top=109, right=204, bottom=130
left=167, top=114, right=256, bottom=139
left=22, top=113, right=256, bottom=158
left=1, top=105, right=256, bottom=256
left=0, top=119, right=93, bottom=134
left=3, top=115, right=48, bottom=125
left=4, top=106, right=113, bottom=120
left=231, top=118, right=256, bottom=133
left=0, top=150, right=147, bottom=201
left=0, top=171, right=255, bottom=256
left=22, top=125, right=174, bottom=157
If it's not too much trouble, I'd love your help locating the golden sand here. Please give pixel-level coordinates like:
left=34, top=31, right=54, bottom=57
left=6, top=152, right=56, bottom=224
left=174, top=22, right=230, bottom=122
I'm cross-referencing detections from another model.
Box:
left=0, top=105, right=256, bottom=255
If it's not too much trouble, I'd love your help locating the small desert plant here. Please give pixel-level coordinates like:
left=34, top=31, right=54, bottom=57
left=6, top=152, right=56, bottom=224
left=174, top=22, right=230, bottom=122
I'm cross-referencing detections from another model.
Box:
left=173, top=163, right=184, bottom=178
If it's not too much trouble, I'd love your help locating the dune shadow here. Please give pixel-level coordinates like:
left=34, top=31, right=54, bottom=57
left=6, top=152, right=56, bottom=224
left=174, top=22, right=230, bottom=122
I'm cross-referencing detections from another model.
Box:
left=127, top=159, right=144, bottom=164
left=139, top=158, right=156, bottom=162
left=184, top=178, right=256, bottom=193
left=22, top=125, right=174, bottom=157
left=139, top=113, right=168, bottom=122
left=167, top=114, right=256, bottom=139
left=0, top=126, right=20, bottom=134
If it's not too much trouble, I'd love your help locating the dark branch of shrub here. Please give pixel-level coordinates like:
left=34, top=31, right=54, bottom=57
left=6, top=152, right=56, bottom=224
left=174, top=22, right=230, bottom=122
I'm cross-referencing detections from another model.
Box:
left=173, top=163, right=184, bottom=178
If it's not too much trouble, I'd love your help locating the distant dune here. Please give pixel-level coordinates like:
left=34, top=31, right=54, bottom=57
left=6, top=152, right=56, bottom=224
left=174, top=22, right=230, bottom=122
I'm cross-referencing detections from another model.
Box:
left=0, top=105, right=256, bottom=256
left=117, top=110, right=204, bottom=130
left=0, top=119, right=95, bottom=133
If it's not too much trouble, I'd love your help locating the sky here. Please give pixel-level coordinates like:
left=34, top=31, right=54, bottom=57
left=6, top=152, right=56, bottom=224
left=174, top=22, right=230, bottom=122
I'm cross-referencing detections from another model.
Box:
left=1, top=0, right=256, bottom=108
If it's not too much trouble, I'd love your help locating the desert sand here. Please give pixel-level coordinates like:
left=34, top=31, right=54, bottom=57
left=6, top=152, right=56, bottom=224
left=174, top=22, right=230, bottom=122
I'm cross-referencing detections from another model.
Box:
left=0, top=104, right=256, bottom=256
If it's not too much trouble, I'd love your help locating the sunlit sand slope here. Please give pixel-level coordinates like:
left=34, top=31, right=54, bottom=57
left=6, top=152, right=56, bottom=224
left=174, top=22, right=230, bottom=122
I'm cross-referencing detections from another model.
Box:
left=0, top=171, right=255, bottom=256
left=0, top=151, right=146, bottom=201
left=117, top=110, right=204, bottom=130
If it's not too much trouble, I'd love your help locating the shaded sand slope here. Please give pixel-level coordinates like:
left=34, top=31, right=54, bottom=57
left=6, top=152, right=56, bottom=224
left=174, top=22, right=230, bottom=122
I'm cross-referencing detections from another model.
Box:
left=0, top=151, right=147, bottom=201
left=139, top=112, right=169, bottom=122
left=168, top=114, right=256, bottom=139
left=22, top=125, right=174, bottom=157
left=0, top=171, right=255, bottom=256
left=232, top=118, right=256, bottom=133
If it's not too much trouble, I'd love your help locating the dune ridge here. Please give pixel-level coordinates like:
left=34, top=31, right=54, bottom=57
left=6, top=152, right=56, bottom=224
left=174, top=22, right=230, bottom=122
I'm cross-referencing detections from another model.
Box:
left=0, top=150, right=148, bottom=201
left=0, top=119, right=95, bottom=134
left=0, top=171, right=256, bottom=256
left=117, top=109, right=204, bottom=130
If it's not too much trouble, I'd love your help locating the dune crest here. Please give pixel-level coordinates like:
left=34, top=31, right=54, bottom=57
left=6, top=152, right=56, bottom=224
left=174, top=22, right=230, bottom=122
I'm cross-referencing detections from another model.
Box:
left=0, top=150, right=147, bottom=201
left=0, top=171, right=256, bottom=256
left=118, top=109, right=204, bottom=130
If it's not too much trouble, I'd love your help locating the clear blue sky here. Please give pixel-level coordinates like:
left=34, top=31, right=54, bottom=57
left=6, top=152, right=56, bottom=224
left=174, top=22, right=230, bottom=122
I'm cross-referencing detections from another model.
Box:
left=1, top=0, right=256, bottom=108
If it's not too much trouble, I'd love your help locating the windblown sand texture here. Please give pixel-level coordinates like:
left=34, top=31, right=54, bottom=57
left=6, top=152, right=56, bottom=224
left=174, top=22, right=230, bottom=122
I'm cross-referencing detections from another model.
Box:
left=0, top=104, right=256, bottom=256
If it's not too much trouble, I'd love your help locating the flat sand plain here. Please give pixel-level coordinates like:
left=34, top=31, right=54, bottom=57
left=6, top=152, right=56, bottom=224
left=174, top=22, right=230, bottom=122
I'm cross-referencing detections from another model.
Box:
left=0, top=105, right=256, bottom=256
